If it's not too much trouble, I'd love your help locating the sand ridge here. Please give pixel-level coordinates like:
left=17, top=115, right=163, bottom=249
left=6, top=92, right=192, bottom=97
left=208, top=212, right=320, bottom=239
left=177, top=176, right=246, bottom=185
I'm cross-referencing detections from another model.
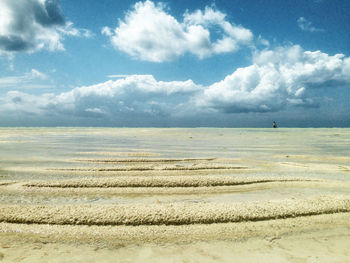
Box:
left=75, top=157, right=217, bottom=163
left=22, top=176, right=319, bottom=188
left=2, top=181, right=346, bottom=198
left=47, top=164, right=248, bottom=172
left=1, top=213, right=350, bottom=247
left=1, top=195, right=349, bottom=226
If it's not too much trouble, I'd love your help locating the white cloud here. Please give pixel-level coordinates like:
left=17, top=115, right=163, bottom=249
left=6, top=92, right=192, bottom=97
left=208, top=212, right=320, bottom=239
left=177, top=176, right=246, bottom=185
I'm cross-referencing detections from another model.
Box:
left=0, top=90, right=54, bottom=115
left=0, top=75, right=201, bottom=119
left=257, top=35, right=270, bottom=47
left=0, top=69, right=50, bottom=89
left=1, top=46, right=349, bottom=124
left=297, top=17, right=324, bottom=32
left=0, top=0, right=90, bottom=55
left=102, top=1, right=253, bottom=62
left=196, top=45, right=350, bottom=113
left=29, top=69, right=48, bottom=80
left=107, top=74, right=132, bottom=79
left=85, top=107, right=106, bottom=115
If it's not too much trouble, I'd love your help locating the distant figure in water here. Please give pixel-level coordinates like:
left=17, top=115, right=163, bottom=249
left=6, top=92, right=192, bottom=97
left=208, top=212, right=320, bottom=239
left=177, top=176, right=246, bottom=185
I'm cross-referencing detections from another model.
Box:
left=273, top=121, right=277, bottom=128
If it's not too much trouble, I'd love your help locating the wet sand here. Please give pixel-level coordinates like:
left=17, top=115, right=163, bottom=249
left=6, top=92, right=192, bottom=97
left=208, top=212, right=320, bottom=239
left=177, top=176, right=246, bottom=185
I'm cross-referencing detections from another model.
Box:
left=0, top=128, right=350, bottom=262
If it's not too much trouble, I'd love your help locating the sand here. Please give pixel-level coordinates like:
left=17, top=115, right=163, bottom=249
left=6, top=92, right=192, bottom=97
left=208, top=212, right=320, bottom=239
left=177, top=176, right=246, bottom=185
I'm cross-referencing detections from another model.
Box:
left=1, top=214, right=350, bottom=262
left=22, top=175, right=318, bottom=188
left=1, top=127, right=350, bottom=262
left=1, top=195, right=350, bottom=226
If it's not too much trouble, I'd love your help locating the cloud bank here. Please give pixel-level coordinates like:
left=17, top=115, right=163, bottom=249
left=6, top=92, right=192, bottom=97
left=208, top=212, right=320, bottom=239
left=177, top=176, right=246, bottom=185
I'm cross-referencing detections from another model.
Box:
left=1, top=45, right=349, bottom=126
left=102, top=0, right=253, bottom=62
left=198, top=45, right=350, bottom=113
left=0, top=75, right=201, bottom=119
left=0, top=0, right=90, bottom=54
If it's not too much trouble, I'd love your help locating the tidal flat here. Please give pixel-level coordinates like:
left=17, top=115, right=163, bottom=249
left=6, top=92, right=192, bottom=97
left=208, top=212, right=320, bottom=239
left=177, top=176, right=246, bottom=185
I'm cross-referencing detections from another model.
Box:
left=0, top=128, right=350, bottom=262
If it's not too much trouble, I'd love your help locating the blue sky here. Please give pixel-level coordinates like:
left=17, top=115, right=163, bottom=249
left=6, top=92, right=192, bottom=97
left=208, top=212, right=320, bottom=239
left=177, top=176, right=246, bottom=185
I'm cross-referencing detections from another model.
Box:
left=0, top=0, right=349, bottom=127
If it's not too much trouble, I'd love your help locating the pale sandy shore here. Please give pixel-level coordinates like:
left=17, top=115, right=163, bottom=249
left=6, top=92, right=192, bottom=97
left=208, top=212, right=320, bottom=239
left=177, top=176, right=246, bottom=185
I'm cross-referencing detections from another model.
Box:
left=1, top=128, right=350, bottom=262
left=1, top=213, right=350, bottom=262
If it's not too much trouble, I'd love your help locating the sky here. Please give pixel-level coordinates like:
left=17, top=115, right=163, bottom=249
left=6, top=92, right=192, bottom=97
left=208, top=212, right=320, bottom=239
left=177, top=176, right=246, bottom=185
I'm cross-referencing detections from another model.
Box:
left=0, top=0, right=349, bottom=127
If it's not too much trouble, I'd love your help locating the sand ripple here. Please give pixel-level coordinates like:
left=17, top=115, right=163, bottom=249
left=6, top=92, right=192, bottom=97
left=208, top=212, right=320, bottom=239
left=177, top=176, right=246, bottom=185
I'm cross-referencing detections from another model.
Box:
left=48, top=165, right=247, bottom=172
left=75, top=158, right=217, bottom=163
left=0, top=195, right=349, bottom=226
left=23, top=176, right=318, bottom=188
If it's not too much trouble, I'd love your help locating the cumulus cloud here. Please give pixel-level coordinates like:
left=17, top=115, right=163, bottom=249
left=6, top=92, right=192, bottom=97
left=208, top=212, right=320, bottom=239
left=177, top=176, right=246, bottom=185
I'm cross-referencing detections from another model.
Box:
left=0, top=75, right=201, bottom=119
left=1, top=46, right=349, bottom=125
left=102, top=0, right=253, bottom=62
left=297, top=17, right=324, bottom=32
left=0, top=90, right=55, bottom=115
left=0, top=0, right=90, bottom=54
left=196, top=45, right=350, bottom=113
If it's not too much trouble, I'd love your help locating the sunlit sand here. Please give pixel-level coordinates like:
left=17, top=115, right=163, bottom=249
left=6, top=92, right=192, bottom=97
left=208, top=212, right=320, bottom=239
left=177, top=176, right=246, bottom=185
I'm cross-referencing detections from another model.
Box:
left=0, top=128, right=350, bottom=262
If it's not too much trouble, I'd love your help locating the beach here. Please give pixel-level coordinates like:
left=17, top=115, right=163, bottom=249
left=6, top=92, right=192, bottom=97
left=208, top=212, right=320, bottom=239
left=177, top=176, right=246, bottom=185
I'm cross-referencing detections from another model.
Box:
left=0, top=128, right=350, bottom=262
